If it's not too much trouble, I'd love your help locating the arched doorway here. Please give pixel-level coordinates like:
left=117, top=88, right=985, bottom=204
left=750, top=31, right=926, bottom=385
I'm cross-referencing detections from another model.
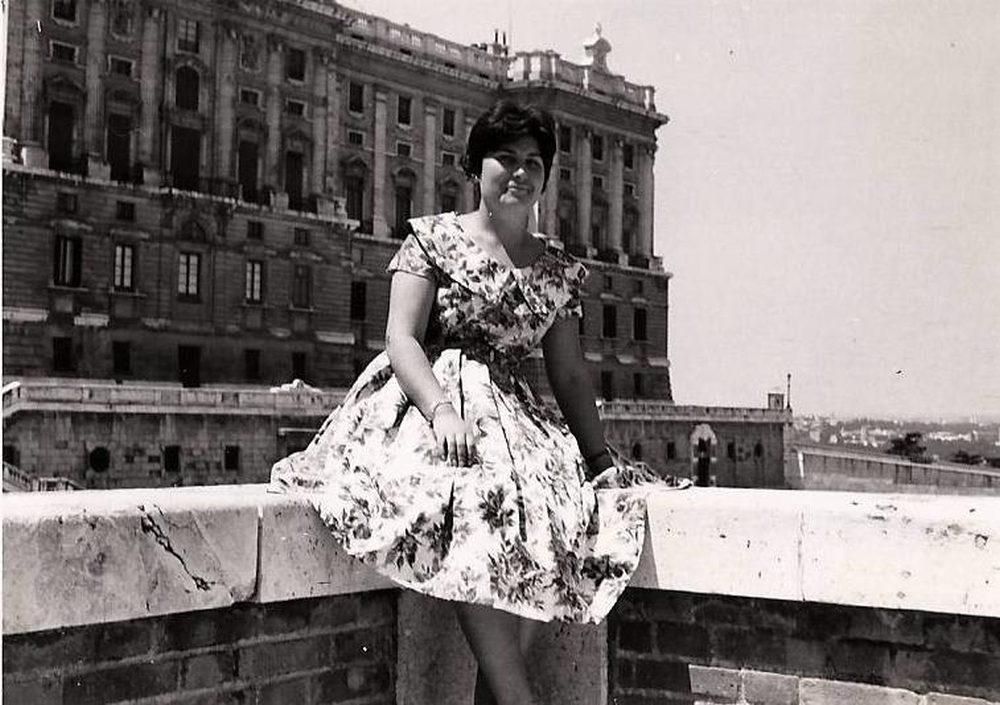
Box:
left=689, top=423, right=717, bottom=487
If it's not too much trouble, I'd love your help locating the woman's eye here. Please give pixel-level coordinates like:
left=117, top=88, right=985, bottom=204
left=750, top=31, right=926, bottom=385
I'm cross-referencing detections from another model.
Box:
left=496, top=154, right=518, bottom=168
left=526, top=159, right=544, bottom=172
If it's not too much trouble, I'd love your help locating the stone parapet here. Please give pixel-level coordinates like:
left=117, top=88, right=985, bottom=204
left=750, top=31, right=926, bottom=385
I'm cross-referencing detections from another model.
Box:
left=599, top=400, right=792, bottom=423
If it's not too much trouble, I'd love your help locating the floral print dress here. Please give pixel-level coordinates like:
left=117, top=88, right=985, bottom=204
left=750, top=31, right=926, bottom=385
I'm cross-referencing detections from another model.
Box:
left=271, top=212, right=689, bottom=624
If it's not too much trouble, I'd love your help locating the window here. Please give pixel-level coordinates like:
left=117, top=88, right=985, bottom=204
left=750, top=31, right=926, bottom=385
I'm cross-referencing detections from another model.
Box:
left=52, top=0, right=76, bottom=22
left=291, top=264, right=312, bottom=308
left=350, top=281, right=367, bottom=321
left=112, top=341, right=131, bottom=375
left=177, top=19, right=199, bottom=54
left=442, top=107, right=456, bottom=136
left=592, top=176, right=604, bottom=191
left=633, top=280, right=644, bottom=295
left=107, top=114, right=133, bottom=182
left=603, top=274, right=613, bottom=290
left=51, top=41, right=77, bottom=63
left=633, top=308, right=647, bottom=341
left=632, top=442, right=643, bottom=461
left=245, top=260, right=263, bottom=302
left=348, top=81, right=364, bottom=112
left=116, top=201, right=135, bottom=221
left=239, top=89, right=260, bottom=106
left=293, top=228, right=310, bottom=246
left=727, top=441, right=737, bottom=461
left=292, top=351, right=307, bottom=379
left=163, top=445, right=181, bottom=473
left=170, top=126, right=201, bottom=191
left=347, top=130, right=364, bottom=147
left=667, top=441, right=677, bottom=460
left=48, top=101, right=76, bottom=171
left=559, top=168, right=571, bottom=182
left=238, top=141, right=259, bottom=203
left=285, top=151, right=304, bottom=211
left=558, top=125, right=572, bottom=153
left=244, top=349, right=261, bottom=380
left=394, top=184, right=412, bottom=238
left=239, top=35, right=260, bottom=71
left=3, top=445, right=21, bottom=467
left=345, top=176, right=364, bottom=220
left=623, top=143, right=635, bottom=170
left=52, top=337, right=74, bottom=372
left=441, top=151, right=456, bottom=167
left=109, top=57, right=133, bottom=77
left=754, top=442, right=764, bottom=459
left=285, top=99, right=305, bottom=117
left=397, top=95, right=411, bottom=125
left=600, top=371, right=613, bottom=400
left=602, top=304, right=617, bottom=338
left=633, top=373, right=644, bottom=398
left=57, top=192, right=78, bottom=213
left=53, top=235, right=82, bottom=287
left=286, top=47, right=306, bottom=81
left=247, top=220, right=263, bottom=240
left=441, top=191, right=457, bottom=213
left=110, top=0, right=133, bottom=35
left=592, top=134, right=604, bottom=162
left=224, top=446, right=241, bottom=471
left=624, top=183, right=636, bottom=198
left=113, top=243, right=135, bottom=291
left=175, top=67, right=199, bottom=110
left=396, top=141, right=412, bottom=158
left=177, top=252, right=200, bottom=298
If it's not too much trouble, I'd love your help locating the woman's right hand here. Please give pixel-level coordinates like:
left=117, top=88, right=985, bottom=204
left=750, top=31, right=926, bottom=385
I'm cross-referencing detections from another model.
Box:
left=432, top=405, right=477, bottom=466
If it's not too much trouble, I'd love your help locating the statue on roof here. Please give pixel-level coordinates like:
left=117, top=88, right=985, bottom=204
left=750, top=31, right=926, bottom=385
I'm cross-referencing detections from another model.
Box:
left=583, top=22, right=612, bottom=73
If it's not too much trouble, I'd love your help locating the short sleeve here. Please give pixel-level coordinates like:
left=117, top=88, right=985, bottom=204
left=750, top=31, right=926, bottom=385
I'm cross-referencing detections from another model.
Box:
left=556, top=258, right=588, bottom=319
left=386, top=230, right=436, bottom=281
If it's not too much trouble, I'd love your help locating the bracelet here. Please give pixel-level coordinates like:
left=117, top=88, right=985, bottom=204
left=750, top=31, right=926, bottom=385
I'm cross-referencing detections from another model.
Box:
left=427, top=398, right=454, bottom=422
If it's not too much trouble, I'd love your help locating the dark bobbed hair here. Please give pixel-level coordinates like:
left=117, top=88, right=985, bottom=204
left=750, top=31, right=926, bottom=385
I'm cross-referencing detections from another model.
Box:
left=461, top=100, right=557, bottom=190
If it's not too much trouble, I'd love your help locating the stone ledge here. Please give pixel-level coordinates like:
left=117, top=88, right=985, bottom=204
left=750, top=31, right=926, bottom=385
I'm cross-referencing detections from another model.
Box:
left=4, top=485, right=999, bottom=635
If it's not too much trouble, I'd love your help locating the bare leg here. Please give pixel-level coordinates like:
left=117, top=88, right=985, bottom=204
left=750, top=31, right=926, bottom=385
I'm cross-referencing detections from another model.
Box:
left=473, top=616, right=542, bottom=704
left=455, top=603, right=539, bottom=705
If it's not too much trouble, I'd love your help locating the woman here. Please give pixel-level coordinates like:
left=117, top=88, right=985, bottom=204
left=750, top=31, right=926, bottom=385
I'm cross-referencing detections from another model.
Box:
left=272, top=100, right=688, bottom=704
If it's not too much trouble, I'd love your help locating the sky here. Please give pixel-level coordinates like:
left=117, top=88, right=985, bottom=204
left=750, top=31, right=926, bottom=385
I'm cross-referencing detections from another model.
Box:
left=344, top=0, right=1000, bottom=419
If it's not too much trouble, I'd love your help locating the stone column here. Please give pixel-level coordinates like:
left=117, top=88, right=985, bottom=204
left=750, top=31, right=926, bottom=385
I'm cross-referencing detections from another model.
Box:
left=543, top=139, right=559, bottom=235
left=462, top=114, right=476, bottom=211
left=18, top=0, right=47, bottom=164
left=264, top=35, right=283, bottom=193
left=608, top=137, right=624, bottom=252
left=311, top=49, right=330, bottom=197
left=422, top=100, right=437, bottom=215
left=138, top=7, right=162, bottom=177
left=216, top=24, right=238, bottom=185
left=576, top=127, right=592, bottom=249
left=372, top=88, right=389, bottom=237
left=85, top=0, right=109, bottom=176
left=324, top=69, right=341, bottom=195
left=637, top=143, right=656, bottom=256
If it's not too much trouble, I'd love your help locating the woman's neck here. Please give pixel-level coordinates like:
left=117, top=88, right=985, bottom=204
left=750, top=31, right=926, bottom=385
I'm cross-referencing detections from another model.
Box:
left=473, top=202, right=530, bottom=244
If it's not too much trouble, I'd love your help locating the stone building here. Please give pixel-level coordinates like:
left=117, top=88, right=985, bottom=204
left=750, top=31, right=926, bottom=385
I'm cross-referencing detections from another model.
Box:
left=3, top=0, right=790, bottom=488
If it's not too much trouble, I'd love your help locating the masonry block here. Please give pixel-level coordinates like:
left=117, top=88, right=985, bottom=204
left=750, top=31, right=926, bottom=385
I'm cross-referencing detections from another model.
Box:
left=742, top=669, right=799, bottom=705
left=799, top=678, right=921, bottom=705
left=924, top=694, right=1000, bottom=705
left=688, top=664, right=739, bottom=700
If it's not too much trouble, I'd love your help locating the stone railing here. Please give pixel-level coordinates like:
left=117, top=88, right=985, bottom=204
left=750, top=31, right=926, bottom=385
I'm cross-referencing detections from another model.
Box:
left=599, top=399, right=791, bottom=423
left=4, top=485, right=999, bottom=703
left=1, top=379, right=346, bottom=419
left=791, top=445, right=1000, bottom=494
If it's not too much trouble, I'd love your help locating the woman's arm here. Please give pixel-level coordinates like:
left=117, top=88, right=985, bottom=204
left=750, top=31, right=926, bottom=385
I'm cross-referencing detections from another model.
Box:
left=541, top=317, right=613, bottom=476
left=385, top=270, right=475, bottom=466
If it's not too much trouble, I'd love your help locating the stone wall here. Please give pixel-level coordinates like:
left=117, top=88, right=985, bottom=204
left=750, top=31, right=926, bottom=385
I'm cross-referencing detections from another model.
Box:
left=609, top=589, right=1000, bottom=704
left=3, top=593, right=397, bottom=705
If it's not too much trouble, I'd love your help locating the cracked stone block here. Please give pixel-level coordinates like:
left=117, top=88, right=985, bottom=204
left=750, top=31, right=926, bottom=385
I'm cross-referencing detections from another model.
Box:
left=631, top=488, right=801, bottom=601
left=799, top=492, right=1000, bottom=617
left=256, top=490, right=394, bottom=603
left=3, top=486, right=261, bottom=634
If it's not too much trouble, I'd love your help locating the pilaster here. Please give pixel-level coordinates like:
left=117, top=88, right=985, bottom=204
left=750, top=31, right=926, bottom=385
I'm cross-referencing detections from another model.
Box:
left=324, top=69, right=341, bottom=195
left=543, top=139, right=559, bottom=235
left=372, top=88, right=389, bottom=237
left=608, top=137, right=624, bottom=251
left=638, top=143, right=656, bottom=256
left=85, top=0, right=109, bottom=175
left=462, top=114, right=476, bottom=212
left=576, top=127, right=593, bottom=248
left=422, top=101, right=437, bottom=215
left=312, top=49, right=332, bottom=197
left=264, top=34, right=283, bottom=194
left=216, top=24, right=238, bottom=183
left=139, top=7, right=162, bottom=175
left=19, top=0, right=46, bottom=158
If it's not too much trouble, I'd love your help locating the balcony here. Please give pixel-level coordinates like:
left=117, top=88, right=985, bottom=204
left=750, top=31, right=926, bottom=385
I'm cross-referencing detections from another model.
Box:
left=3, top=484, right=999, bottom=703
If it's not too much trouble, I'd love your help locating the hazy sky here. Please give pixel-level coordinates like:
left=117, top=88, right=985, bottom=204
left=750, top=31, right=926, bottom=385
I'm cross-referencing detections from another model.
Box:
left=344, top=0, right=1000, bottom=418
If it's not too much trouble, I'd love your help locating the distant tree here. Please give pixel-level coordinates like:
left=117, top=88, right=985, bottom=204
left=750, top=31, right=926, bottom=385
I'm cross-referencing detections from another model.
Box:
left=886, top=432, right=928, bottom=462
left=951, top=450, right=985, bottom=466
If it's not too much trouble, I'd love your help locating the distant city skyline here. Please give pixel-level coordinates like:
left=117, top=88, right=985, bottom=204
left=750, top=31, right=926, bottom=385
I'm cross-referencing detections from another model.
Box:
left=346, top=0, right=999, bottom=418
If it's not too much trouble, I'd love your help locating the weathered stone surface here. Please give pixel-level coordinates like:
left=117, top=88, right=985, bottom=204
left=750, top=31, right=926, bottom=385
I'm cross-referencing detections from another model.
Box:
left=3, top=486, right=260, bottom=634
left=799, top=678, right=921, bottom=705
left=799, top=492, right=1000, bottom=616
left=255, top=490, right=393, bottom=603
left=631, top=488, right=802, bottom=601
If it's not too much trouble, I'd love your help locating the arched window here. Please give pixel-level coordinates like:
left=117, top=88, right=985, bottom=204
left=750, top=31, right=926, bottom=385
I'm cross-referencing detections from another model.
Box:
left=439, top=180, right=460, bottom=214
left=393, top=168, right=417, bottom=239
left=622, top=205, right=639, bottom=254
left=175, top=66, right=199, bottom=111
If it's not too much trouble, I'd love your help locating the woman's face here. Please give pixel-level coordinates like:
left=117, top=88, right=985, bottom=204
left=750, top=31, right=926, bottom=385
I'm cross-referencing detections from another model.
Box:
left=479, top=135, right=546, bottom=211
